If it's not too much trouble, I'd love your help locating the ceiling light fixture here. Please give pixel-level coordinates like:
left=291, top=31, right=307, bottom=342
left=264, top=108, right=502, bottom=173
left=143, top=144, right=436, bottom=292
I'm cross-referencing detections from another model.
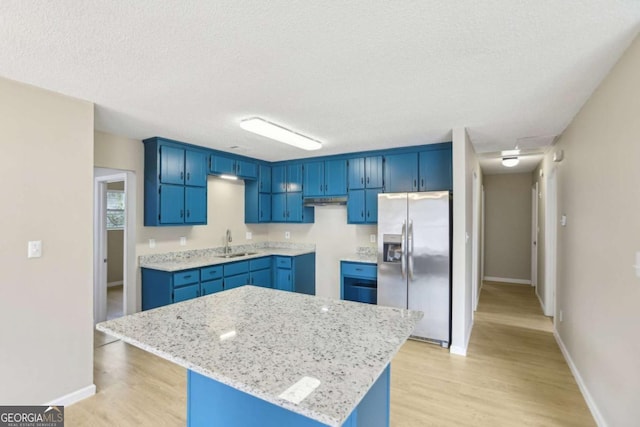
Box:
left=502, top=157, right=520, bottom=167
left=219, top=174, right=238, bottom=181
left=240, top=117, right=322, bottom=151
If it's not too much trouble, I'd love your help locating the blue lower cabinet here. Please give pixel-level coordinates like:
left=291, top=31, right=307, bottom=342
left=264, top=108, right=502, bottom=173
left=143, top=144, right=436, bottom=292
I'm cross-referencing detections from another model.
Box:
left=273, top=254, right=315, bottom=295
left=250, top=268, right=272, bottom=288
left=341, top=261, right=378, bottom=304
left=174, top=284, right=200, bottom=303
left=201, top=279, right=223, bottom=296
left=274, top=267, right=292, bottom=292
left=225, top=273, right=250, bottom=290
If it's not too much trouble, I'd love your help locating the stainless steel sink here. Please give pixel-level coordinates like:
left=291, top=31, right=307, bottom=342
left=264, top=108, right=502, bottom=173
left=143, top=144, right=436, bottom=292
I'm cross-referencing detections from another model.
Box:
left=215, top=252, right=258, bottom=259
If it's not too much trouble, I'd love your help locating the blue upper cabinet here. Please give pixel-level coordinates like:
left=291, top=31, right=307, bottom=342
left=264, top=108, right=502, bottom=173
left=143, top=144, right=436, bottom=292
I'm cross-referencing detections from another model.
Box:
left=419, top=148, right=452, bottom=191
left=210, top=155, right=258, bottom=180
left=144, top=138, right=208, bottom=226
left=347, top=188, right=381, bottom=224
left=384, top=153, right=418, bottom=192
left=245, top=165, right=272, bottom=223
left=185, top=150, right=207, bottom=187
left=160, top=146, right=186, bottom=185
left=303, top=160, right=347, bottom=197
left=286, top=164, right=303, bottom=192
left=258, top=165, right=271, bottom=193
left=271, top=165, right=287, bottom=193
left=348, top=156, right=383, bottom=190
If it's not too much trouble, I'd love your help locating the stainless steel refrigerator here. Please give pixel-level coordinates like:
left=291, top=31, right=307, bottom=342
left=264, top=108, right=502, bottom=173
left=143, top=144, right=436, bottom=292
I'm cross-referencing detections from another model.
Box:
left=377, top=191, right=451, bottom=347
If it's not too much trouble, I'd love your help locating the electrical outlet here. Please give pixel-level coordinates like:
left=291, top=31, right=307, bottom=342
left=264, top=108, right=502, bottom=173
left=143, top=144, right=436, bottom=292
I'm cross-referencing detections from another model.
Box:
left=149, top=238, right=156, bottom=248
left=180, top=237, right=187, bottom=246
left=246, top=231, right=252, bottom=240
left=27, top=240, right=42, bottom=258
left=285, top=231, right=290, bottom=240
left=370, top=234, right=376, bottom=243
left=559, top=310, right=564, bottom=322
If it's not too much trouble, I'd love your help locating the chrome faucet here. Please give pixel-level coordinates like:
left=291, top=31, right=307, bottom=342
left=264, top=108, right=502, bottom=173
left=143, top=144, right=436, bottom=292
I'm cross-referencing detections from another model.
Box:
left=225, top=229, right=232, bottom=254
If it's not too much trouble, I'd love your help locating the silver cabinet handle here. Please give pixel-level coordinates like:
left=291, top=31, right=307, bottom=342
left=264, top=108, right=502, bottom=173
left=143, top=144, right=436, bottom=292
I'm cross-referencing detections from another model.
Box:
left=408, top=219, right=414, bottom=281
left=401, top=220, right=406, bottom=279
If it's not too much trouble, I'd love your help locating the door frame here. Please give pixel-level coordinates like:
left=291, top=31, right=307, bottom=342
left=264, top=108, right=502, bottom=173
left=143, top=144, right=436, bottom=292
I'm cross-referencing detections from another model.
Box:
left=471, top=170, right=480, bottom=312
left=531, top=183, right=539, bottom=289
left=544, top=167, right=558, bottom=317
left=94, top=168, right=137, bottom=324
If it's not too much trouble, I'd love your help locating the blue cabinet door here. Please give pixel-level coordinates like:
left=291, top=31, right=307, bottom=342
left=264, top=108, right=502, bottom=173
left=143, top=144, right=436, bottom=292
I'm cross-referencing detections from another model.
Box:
left=348, top=157, right=365, bottom=190
left=271, top=165, right=287, bottom=193
left=236, top=160, right=258, bottom=179
left=303, top=162, right=324, bottom=197
left=201, top=279, right=223, bottom=295
left=347, top=189, right=366, bottom=223
left=384, top=153, right=418, bottom=192
left=224, top=273, right=250, bottom=290
left=419, top=149, right=452, bottom=191
left=174, top=284, right=200, bottom=303
left=250, top=268, right=272, bottom=288
left=160, top=185, right=185, bottom=224
left=287, top=164, right=303, bottom=192
left=286, top=192, right=303, bottom=222
left=366, top=156, right=384, bottom=188
left=160, top=146, right=185, bottom=185
left=259, top=193, right=271, bottom=222
left=325, top=159, right=347, bottom=196
left=185, top=186, right=207, bottom=224
left=271, top=193, right=287, bottom=222
left=258, top=165, right=271, bottom=192
left=274, top=268, right=293, bottom=292
left=210, top=155, right=235, bottom=175
left=365, top=188, right=381, bottom=223
left=185, top=150, right=207, bottom=187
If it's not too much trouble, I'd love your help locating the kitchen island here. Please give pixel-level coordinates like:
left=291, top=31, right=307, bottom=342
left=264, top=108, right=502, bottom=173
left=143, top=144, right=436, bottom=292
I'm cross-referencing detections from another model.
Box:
left=97, top=286, right=422, bottom=426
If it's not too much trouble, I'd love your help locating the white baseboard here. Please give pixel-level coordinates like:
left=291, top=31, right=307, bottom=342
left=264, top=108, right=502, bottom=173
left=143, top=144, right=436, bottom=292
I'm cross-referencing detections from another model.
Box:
left=484, top=276, right=531, bottom=285
left=107, top=280, right=123, bottom=288
left=553, top=330, right=607, bottom=427
left=45, top=384, right=96, bottom=407
left=450, top=320, right=474, bottom=356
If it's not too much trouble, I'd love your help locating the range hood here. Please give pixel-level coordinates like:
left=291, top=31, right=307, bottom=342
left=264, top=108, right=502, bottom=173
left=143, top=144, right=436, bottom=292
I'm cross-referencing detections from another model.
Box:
left=303, top=196, right=348, bottom=206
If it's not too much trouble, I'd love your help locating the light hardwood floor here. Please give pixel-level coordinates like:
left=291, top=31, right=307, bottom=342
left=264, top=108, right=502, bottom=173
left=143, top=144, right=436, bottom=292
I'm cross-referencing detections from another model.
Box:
left=69, top=283, right=595, bottom=426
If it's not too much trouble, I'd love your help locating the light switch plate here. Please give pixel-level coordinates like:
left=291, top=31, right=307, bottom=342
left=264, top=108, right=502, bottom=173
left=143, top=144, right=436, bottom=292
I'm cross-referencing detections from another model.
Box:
left=370, top=234, right=376, bottom=243
left=246, top=231, right=252, bottom=240
left=149, top=238, right=156, bottom=248
left=180, top=237, right=187, bottom=246
left=28, top=240, right=42, bottom=258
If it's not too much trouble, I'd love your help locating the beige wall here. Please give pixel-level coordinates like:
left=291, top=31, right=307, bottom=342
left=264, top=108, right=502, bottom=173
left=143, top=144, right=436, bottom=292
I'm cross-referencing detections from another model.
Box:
left=94, top=131, right=373, bottom=302
left=551, top=34, right=640, bottom=425
left=0, top=77, right=94, bottom=403
left=483, top=173, right=532, bottom=281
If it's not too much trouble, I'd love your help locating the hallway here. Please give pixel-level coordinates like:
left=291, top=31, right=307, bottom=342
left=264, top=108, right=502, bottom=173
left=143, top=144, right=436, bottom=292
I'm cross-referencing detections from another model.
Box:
left=391, top=281, right=595, bottom=426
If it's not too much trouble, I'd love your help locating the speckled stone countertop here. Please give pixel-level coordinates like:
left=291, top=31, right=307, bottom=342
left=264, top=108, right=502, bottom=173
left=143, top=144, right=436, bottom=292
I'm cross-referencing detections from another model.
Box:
left=340, top=246, right=377, bottom=264
left=96, top=286, right=421, bottom=426
left=139, top=242, right=315, bottom=272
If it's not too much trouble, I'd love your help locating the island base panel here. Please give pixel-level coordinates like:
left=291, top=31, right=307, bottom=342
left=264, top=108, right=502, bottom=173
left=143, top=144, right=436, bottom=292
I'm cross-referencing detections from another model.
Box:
left=187, top=364, right=390, bottom=427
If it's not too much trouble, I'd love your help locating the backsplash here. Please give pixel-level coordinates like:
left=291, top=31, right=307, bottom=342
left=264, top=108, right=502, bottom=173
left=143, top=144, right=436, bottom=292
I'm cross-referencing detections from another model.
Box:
left=356, top=246, right=377, bottom=257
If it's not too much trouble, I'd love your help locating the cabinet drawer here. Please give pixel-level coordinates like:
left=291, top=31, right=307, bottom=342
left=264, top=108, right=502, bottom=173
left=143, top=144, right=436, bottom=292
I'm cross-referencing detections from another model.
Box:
left=201, top=265, right=223, bottom=280
left=224, top=273, right=249, bottom=290
left=224, top=261, right=249, bottom=277
left=201, top=279, right=223, bottom=296
left=173, top=284, right=200, bottom=302
left=173, top=270, right=200, bottom=287
left=344, top=283, right=377, bottom=305
left=250, top=256, right=271, bottom=271
left=274, top=256, right=292, bottom=269
left=342, top=262, right=377, bottom=279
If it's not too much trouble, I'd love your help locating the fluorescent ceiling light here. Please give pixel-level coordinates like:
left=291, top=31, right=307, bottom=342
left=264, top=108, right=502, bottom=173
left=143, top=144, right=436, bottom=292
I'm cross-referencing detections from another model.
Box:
left=502, top=157, right=520, bottom=167
left=219, top=174, right=238, bottom=180
left=240, top=117, right=322, bottom=151
left=501, top=149, right=521, bottom=156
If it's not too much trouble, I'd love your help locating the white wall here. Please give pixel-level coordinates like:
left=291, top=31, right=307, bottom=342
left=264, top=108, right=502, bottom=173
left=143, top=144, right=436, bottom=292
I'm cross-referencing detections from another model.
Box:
left=451, top=127, right=479, bottom=355
left=0, top=77, right=94, bottom=403
left=551, top=34, right=640, bottom=426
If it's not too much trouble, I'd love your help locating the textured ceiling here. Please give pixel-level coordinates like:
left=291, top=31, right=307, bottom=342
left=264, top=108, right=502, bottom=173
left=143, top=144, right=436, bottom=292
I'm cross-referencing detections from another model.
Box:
left=1, top=1, right=639, bottom=165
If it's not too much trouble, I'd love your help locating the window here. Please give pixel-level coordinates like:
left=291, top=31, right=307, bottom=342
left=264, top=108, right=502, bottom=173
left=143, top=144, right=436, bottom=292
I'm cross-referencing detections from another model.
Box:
left=107, top=190, right=125, bottom=230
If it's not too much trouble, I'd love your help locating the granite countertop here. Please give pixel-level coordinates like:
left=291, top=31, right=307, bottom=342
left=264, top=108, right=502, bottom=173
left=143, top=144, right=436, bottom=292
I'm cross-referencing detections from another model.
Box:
left=340, top=246, right=377, bottom=264
left=139, top=243, right=315, bottom=272
left=96, top=286, right=422, bottom=427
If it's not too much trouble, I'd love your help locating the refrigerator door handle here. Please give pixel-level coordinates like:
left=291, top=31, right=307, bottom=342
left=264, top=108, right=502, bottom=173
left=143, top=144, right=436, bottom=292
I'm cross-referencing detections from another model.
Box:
left=408, top=219, right=414, bottom=280
left=401, top=220, right=407, bottom=279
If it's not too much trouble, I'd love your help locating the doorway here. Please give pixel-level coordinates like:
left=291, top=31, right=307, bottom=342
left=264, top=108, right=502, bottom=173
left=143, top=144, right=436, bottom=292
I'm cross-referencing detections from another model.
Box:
left=544, top=167, right=557, bottom=318
left=531, top=183, right=538, bottom=290
left=94, top=168, right=136, bottom=325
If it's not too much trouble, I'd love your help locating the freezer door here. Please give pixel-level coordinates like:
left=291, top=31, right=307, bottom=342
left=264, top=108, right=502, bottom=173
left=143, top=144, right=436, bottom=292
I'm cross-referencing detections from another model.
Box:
left=407, top=191, right=450, bottom=343
left=377, top=193, right=408, bottom=309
